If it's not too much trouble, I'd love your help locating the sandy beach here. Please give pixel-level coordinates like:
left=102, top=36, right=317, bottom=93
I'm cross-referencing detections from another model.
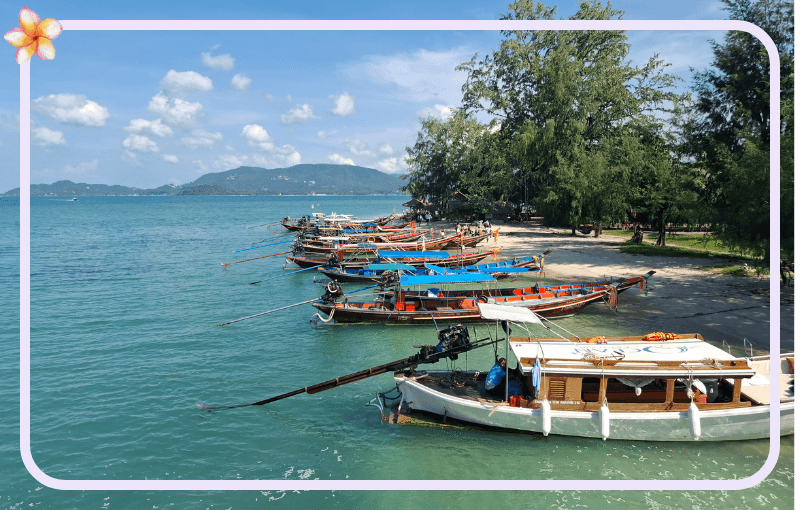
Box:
left=431, top=219, right=792, bottom=354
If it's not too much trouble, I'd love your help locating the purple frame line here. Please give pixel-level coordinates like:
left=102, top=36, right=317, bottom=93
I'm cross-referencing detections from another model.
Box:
left=19, top=18, right=783, bottom=492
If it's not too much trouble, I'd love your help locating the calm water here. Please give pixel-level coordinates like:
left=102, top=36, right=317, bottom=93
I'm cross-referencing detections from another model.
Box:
left=1, top=195, right=793, bottom=509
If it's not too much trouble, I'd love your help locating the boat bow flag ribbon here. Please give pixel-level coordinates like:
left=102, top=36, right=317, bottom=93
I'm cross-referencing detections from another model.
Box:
left=4, top=7, right=62, bottom=63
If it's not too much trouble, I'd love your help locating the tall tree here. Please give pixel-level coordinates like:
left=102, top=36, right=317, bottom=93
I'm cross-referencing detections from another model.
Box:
left=690, top=0, right=793, bottom=259
left=457, top=0, right=680, bottom=218
left=402, top=110, right=488, bottom=213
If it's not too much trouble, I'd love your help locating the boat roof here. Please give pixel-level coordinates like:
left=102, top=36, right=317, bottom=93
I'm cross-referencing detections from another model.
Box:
left=478, top=302, right=542, bottom=324
left=399, top=274, right=495, bottom=285
left=508, top=336, right=755, bottom=378
left=367, top=263, right=417, bottom=271
left=379, top=250, right=449, bottom=258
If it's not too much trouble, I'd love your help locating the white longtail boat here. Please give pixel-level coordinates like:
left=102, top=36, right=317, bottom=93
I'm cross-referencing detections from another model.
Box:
left=389, top=303, right=794, bottom=441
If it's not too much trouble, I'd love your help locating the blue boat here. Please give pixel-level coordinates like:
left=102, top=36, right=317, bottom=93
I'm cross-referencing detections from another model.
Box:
left=316, top=255, right=546, bottom=283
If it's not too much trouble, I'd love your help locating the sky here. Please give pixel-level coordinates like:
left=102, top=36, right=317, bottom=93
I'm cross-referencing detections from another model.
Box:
left=0, top=0, right=743, bottom=193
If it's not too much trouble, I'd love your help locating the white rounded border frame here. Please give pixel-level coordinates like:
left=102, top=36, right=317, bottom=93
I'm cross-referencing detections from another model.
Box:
left=18, top=18, right=783, bottom=491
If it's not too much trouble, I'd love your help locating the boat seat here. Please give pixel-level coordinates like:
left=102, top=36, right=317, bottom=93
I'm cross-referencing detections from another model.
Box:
left=728, top=358, right=794, bottom=404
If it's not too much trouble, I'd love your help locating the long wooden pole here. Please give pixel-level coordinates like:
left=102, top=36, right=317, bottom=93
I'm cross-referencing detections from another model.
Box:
left=221, top=251, right=291, bottom=268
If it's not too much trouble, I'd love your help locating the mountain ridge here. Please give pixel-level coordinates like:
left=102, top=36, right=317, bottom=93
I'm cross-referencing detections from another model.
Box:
left=4, top=164, right=405, bottom=196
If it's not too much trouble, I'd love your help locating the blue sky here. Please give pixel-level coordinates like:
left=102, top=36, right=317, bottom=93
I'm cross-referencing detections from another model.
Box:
left=0, top=1, right=739, bottom=193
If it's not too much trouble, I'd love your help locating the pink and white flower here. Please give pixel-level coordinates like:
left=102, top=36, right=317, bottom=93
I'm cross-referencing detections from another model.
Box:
left=4, top=7, right=62, bottom=63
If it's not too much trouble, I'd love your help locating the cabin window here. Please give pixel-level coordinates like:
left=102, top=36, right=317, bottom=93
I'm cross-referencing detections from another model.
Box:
left=581, top=377, right=601, bottom=402
left=606, top=378, right=668, bottom=404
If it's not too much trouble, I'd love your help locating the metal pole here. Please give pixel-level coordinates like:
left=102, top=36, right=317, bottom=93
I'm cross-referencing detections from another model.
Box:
left=504, top=320, right=509, bottom=402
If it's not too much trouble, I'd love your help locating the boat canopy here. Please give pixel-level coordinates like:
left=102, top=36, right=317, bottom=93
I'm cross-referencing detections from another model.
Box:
left=477, top=302, right=543, bottom=324
left=367, top=263, right=417, bottom=271
left=399, top=274, right=495, bottom=286
left=378, top=250, right=450, bottom=259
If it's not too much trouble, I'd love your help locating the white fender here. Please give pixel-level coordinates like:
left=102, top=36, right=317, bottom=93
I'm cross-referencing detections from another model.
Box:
left=599, top=403, right=610, bottom=440
left=540, top=399, right=551, bottom=436
left=689, top=401, right=701, bottom=440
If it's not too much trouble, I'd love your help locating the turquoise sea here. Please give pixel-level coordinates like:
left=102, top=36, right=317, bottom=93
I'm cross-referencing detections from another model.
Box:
left=1, top=195, right=793, bottom=509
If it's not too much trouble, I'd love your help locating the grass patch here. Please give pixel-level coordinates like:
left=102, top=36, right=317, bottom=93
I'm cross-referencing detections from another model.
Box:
left=701, top=264, right=770, bottom=276
left=618, top=243, right=747, bottom=260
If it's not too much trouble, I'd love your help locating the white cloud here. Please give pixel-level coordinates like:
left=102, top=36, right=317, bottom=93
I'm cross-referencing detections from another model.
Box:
left=33, top=94, right=110, bottom=126
left=416, top=104, right=455, bottom=120
left=231, top=73, right=252, bottom=91
left=192, top=159, right=208, bottom=172
left=377, top=157, right=404, bottom=174
left=163, top=154, right=179, bottom=163
left=330, top=92, right=355, bottom=116
left=316, top=131, right=327, bottom=139
left=328, top=153, right=355, bottom=166
left=123, top=134, right=159, bottom=152
left=180, top=129, right=223, bottom=149
left=281, top=104, right=319, bottom=125
left=124, top=118, right=173, bottom=137
left=147, top=93, right=203, bottom=127
left=345, top=138, right=374, bottom=157
left=342, top=49, right=471, bottom=103
left=160, top=70, right=213, bottom=93
left=63, top=159, right=98, bottom=175
left=201, top=52, right=235, bottom=71
left=32, top=126, right=66, bottom=146
left=210, top=43, right=221, bottom=51
left=240, top=124, right=274, bottom=150
left=379, top=144, right=393, bottom=156
left=214, top=154, right=248, bottom=170
left=252, top=147, right=301, bottom=167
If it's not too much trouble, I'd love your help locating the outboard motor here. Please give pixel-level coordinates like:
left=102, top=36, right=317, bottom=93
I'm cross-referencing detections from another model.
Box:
left=326, top=253, right=342, bottom=269
left=435, top=325, right=471, bottom=360
left=378, top=271, right=399, bottom=289
left=321, top=281, right=344, bottom=303
left=413, top=325, right=471, bottom=363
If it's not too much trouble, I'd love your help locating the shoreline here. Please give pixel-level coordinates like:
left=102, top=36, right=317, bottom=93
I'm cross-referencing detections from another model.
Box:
left=430, top=219, right=791, bottom=354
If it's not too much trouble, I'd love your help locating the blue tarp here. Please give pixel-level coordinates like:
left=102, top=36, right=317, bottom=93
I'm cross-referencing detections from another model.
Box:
left=399, top=273, right=495, bottom=286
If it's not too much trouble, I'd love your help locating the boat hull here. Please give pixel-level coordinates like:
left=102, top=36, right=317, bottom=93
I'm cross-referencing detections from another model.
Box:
left=312, top=289, right=607, bottom=323
left=395, top=373, right=794, bottom=441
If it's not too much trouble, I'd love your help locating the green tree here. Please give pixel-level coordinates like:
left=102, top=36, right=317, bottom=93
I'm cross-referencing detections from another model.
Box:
left=402, top=110, right=489, bottom=213
left=690, top=0, right=793, bottom=260
left=458, top=0, right=681, bottom=221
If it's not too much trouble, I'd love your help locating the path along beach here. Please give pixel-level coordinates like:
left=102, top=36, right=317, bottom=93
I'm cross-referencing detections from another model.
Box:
left=430, top=219, right=792, bottom=354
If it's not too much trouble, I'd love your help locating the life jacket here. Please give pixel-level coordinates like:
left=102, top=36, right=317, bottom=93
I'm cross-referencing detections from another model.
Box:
left=644, top=332, right=677, bottom=341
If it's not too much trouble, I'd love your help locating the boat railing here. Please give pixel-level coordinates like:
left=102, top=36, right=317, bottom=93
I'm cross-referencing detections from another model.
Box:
left=722, top=340, right=731, bottom=354
left=743, top=337, right=753, bottom=358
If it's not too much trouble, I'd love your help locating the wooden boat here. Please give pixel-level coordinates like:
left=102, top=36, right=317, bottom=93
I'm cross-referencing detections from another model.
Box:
left=310, top=271, right=653, bottom=323
left=438, top=229, right=498, bottom=248
left=285, top=249, right=499, bottom=270
left=294, top=232, right=474, bottom=255
left=389, top=303, right=794, bottom=441
left=316, top=255, right=546, bottom=283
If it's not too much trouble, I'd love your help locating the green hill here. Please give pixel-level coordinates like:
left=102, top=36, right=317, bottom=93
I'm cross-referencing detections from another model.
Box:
left=4, top=164, right=404, bottom=196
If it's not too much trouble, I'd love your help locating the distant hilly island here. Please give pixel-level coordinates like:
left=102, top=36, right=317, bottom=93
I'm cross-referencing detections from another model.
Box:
left=3, top=164, right=405, bottom=196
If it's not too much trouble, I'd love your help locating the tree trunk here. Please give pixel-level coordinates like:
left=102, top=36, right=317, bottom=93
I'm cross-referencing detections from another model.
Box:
left=656, top=221, right=667, bottom=246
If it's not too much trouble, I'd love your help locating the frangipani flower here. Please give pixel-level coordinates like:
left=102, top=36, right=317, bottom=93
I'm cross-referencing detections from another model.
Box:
left=4, top=7, right=62, bottom=64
